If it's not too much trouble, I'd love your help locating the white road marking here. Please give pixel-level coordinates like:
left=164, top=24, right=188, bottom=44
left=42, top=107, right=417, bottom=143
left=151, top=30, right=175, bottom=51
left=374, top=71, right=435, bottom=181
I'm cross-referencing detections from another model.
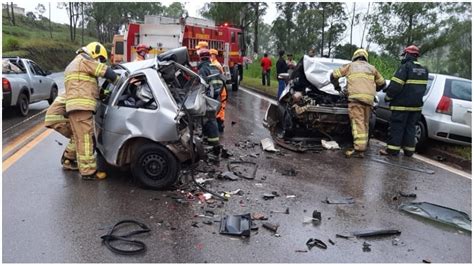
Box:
left=240, top=86, right=472, bottom=179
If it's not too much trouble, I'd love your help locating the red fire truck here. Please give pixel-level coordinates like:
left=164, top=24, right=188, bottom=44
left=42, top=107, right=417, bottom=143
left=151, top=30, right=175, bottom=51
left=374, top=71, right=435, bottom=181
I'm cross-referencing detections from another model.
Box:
left=111, top=15, right=244, bottom=91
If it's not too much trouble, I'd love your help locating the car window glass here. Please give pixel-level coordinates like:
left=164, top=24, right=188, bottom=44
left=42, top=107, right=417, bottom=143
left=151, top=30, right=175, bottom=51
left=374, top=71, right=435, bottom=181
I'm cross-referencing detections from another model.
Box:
left=117, top=75, right=157, bottom=109
left=31, top=62, right=45, bottom=76
left=28, top=63, right=37, bottom=75
left=424, top=76, right=434, bottom=96
left=445, top=79, right=471, bottom=101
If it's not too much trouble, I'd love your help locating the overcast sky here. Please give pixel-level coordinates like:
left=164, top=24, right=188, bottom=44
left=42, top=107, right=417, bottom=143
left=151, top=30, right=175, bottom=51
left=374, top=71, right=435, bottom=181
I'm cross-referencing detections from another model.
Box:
left=18, top=1, right=370, bottom=50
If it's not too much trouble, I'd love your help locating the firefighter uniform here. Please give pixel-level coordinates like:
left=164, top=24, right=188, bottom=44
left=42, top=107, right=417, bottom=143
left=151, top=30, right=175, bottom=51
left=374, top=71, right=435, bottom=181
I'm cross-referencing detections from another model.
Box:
left=383, top=49, right=428, bottom=156
left=210, top=49, right=227, bottom=132
left=44, top=93, right=77, bottom=170
left=332, top=49, right=385, bottom=155
left=65, top=42, right=117, bottom=179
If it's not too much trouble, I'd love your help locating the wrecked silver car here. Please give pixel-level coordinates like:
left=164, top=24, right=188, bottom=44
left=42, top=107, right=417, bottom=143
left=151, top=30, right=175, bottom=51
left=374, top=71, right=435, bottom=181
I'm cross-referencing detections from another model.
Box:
left=264, top=55, right=377, bottom=151
left=95, top=47, right=219, bottom=189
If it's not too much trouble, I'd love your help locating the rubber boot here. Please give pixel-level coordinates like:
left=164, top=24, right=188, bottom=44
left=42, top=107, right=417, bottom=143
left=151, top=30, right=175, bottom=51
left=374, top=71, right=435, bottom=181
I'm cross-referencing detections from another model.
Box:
left=82, top=171, right=107, bottom=181
left=61, top=154, right=78, bottom=171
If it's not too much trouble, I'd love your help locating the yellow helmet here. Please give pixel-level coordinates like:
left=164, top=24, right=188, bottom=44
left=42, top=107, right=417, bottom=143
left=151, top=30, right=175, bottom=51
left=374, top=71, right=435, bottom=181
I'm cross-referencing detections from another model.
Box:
left=352, top=48, right=369, bottom=61
left=209, top=48, right=218, bottom=55
left=85, top=42, right=108, bottom=62
left=195, top=41, right=209, bottom=49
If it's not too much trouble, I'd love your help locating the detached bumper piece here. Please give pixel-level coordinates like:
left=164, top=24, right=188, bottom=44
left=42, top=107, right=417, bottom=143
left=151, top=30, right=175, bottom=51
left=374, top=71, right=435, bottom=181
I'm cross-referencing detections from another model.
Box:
left=219, top=213, right=252, bottom=237
left=399, top=202, right=471, bottom=232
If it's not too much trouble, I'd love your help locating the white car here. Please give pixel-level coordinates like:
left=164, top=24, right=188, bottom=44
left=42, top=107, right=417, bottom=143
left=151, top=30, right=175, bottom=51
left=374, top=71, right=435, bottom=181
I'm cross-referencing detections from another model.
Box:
left=376, top=74, right=471, bottom=147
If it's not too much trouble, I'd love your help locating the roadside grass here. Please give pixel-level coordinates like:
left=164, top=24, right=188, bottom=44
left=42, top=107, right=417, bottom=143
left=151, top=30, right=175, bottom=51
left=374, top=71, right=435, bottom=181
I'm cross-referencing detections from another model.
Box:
left=432, top=142, right=472, bottom=161
left=241, top=76, right=278, bottom=97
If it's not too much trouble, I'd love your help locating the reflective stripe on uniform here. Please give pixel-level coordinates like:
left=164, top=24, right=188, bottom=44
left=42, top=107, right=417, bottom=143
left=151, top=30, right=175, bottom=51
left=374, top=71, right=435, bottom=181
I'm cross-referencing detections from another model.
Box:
left=65, top=72, right=97, bottom=83
left=207, top=137, right=219, bottom=142
left=65, top=98, right=97, bottom=109
left=55, top=96, right=66, bottom=104
left=403, top=146, right=416, bottom=151
left=391, top=77, right=405, bottom=85
left=95, top=63, right=106, bottom=77
left=349, top=94, right=374, bottom=102
left=333, top=69, right=342, bottom=78
left=389, top=106, right=422, bottom=111
left=406, top=79, right=428, bottom=85
left=355, top=133, right=368, bottom=139
left=66, top=142, right=76, bottom=152
left=354, top=140, right=368, bottom=145
left=84, top=133, right=91, bottom=158
left=45, top=114, right=67, bottom=123
left=347, top=73, right=374, bottom=80
left=387, top=145, right=401, bottom=150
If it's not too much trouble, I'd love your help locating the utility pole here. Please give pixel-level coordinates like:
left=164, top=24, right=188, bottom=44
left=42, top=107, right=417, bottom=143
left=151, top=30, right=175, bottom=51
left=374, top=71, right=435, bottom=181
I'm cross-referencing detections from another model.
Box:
left=361, top=2, right=370, bottom=48
left=49, top=2, right=52, bottom=38
left=350, top=2, right=355, bottom=48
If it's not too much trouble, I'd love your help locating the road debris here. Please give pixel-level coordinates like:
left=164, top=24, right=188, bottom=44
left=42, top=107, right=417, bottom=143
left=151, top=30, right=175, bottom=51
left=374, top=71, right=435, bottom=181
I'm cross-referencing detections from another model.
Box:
left=229, top=189, right=244, bottom=196
left=335, top=233, right=354, bottom=239
left=262, top=222, right=279, bottom=233
left=231, top=121, right=237, bottom=126
left=251, top=212, right=268, bottom=220
left=271, top=207, right=290, bottom=214
left=352, top=229, right=401, bottom=237
left=100, top=220, right=151, bottom=255
left=371, top=158, right=435, bottom=175
left=323, top=196, right=355, bottom=204
left=321, top=139, right=340, bottom=150
left=312, top=210, right=322, bottom=222
left=219, top=171, right=239, bottom=181
left=281, top=168, right=298, bottom=176
left=261, top=138, right=280, bottom=152
left=286, top=195, right=296, bottom=198
left=423, top=259, right=431, bottom=263
left=328, top=239, right=335, bottom=245
left=399, top=191, right=417, bottom=198
left=219, top=213, right=251, bottom=237
left=263, top=193, right=275, bottom=200
left=392, top=237, right=406, bottom=246
left=227, top=161, right=258, bottom=180
left=295, top=250, right=308, bottom=253
left=202, top=220, right=213, bottom=226
left=191, top=221, right=200, bottom=228
left=399, top=202, right=471, bottom=231
left=362, top=241, right=371, bottom=252
left=306, top=238, right=328, bottom=250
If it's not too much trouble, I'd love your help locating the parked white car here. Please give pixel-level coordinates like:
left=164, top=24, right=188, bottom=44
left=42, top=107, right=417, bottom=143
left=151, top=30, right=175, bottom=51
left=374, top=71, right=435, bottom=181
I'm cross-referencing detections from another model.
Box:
left=376, top=73, right=472, bottom=148
left=2, top=57, right=58, bottom=116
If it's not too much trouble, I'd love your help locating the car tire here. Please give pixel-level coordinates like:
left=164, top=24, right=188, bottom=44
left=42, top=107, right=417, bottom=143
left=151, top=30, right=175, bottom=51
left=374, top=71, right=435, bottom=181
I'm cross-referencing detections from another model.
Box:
left=48, top=85, right=58, bottom=105
left=17, top=92, right=29, bottom=117
left=231, top=67, right=240, bottom=91
left=131, top=143, right=179, bottom=190
left=415, top=120, right=428, bottom=151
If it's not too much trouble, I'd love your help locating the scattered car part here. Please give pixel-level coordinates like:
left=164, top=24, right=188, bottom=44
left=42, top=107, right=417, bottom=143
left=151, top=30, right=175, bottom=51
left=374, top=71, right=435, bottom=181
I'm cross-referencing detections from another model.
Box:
left=251, top=212, right=268, bottom=220
left=100, top=220, right=151, bottom=255
left=423, top=259, right=431, bottom=264
left=286, top=195, right=296, bottom=198
left=261, top=138, right=280, bottom=152
left=328, top=239, right=335, bottom=245
left=352, top=229, right=401, bottom=237
left=306, top=238, right=328, bottom=250
left=323, top=196, right=355, bottom=204
left=227, top=161, right=258, bottom=180
left=202, top=220, right=213, bottom=225
left=271, top=207, right=290, bottom=214
left=262, top=222, right=279, bottom=233
left=295, top=250, right=308, bottom=253
left=392, top=237, right=406, bottom=246
left=312, top=210, right=322, bottom=222
left=335, top=233, right=353, bottom=239
left=362, top=241, right=371, bottom=252
left=263, top=193, right=275, bottom=200
left=399, top=202, right=471, bottom=231
left=399, top=191, right=417, bottom=198
left=220, top=171, right=239, bottom=181
left=321, top=139, right=340, bottom=150
left=371, top=158, right=435, bottom=175
left=219, top=214, right=252, bottom=237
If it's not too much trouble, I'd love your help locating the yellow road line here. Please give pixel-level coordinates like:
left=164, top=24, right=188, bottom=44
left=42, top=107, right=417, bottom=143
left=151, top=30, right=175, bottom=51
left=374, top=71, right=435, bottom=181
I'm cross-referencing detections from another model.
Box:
left=2, top=122, right=46, bottom=157
left=3, top=129, right=52, bottom=172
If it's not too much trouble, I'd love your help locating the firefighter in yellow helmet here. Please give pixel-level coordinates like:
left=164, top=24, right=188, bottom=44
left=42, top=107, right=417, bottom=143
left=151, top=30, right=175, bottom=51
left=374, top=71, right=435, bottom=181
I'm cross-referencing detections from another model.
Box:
left=196, top=41, right=209, bottom=56
left=44, top=93, right=77, bottom=170
left=64, top=42, right=118, bottom=180
left=331, top=48, right=386, bottom=158
left=209, top=48, right=227, bottom=132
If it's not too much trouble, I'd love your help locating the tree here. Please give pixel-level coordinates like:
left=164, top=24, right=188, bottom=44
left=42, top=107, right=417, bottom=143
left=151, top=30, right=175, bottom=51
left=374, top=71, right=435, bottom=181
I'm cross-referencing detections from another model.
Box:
left=35, top=3, right=46, bottom=19
left=10, top=2, right=15, bottom=26
left=293, top=6, right=321, bottom=54
left=323, top=3, right=347, bottom=57
left=348, top=2, right=360, bottom=54
left=334, top=43, right=359, bottom=60
left=249, top=2, right=267, bottom=54
left=163, top=2, right=185, bottom=18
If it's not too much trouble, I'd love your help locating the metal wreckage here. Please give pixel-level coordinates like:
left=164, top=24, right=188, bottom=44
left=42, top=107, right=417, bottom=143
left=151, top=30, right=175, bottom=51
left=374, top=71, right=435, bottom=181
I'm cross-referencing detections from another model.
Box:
left=263, top=55, right=377, bottom=152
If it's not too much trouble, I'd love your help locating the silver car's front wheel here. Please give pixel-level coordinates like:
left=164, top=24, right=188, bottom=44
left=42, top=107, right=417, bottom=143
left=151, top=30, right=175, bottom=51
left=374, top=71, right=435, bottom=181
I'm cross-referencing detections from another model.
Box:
left=415, top=120, right=427, bottom=151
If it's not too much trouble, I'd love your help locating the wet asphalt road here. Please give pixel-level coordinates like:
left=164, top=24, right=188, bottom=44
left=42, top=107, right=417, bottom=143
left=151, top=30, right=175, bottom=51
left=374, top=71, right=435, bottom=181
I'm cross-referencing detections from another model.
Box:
left=2, top=87, right=471, bottom=263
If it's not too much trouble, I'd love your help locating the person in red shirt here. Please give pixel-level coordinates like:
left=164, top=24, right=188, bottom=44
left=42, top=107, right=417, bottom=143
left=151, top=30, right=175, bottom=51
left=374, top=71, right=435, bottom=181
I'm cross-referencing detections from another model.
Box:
left=260, top=53, right=272, bottom=86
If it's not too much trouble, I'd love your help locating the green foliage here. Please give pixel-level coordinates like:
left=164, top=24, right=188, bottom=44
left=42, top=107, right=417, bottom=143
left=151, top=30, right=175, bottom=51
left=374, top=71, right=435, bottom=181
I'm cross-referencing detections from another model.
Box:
left=334, top=43, right=359, bottom=60
left=4, top=37, right=20, bottom=51
left=241, top=76, right=278, bottom=97
left=163, top=2, right=185, bottom=18
left=368, top=52, right=399, bottom=79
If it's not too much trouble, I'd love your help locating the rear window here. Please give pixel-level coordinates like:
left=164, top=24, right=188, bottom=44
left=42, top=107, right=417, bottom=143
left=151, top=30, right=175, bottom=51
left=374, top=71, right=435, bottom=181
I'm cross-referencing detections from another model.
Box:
left=444, top=79, right=471, bottom=101
left=115, top=41, right=124, bottom=55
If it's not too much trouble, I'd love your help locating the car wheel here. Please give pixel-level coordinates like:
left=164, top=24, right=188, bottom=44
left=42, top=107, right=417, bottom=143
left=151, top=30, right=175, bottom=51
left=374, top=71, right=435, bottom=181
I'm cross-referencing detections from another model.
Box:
left=415, top=120, right=427, bottom=151
left=231, top=67, right=240, bottom=91
left=48, top=85, right=58, bottom=105
left=17, top=93, right=29, bottom=117
left=131, top=143, right=179, bottom=189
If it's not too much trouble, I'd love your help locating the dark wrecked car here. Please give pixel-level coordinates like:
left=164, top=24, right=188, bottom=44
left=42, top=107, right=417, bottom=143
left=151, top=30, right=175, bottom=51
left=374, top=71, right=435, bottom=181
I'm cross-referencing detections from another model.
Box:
left=263, top=55, right=377, bottom=151
left=95, top=47, right=219, bottom=189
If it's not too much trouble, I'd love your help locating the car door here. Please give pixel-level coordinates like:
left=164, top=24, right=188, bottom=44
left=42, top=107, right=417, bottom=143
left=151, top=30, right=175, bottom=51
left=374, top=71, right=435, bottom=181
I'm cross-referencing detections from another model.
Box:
left=445, top=78, right=472, bottom=127
left=29, top=60, right=50, bottom=99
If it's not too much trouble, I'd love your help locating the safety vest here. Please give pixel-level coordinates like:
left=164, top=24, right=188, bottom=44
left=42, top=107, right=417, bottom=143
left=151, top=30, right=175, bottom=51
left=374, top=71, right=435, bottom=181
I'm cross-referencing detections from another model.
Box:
left=64, top=53, right=108, bottom=112
left=385, top=58, right=429, bottom=111
left=333, top=60, right=385, bottom=105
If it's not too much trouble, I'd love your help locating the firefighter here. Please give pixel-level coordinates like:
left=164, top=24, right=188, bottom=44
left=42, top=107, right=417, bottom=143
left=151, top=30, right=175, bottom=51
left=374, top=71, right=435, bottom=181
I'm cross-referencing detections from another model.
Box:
left=44, top=93, right=77, bottom=171
left=210, top=48, right=227, bottom=132
left=135, top=43, right=151, bottom=61
left=331, top=49, right=386, bottom=158
left=65, top=42, right=118, bottom=180
left=380, top=45, right=428, bottom=157
left=196, top=41, right=209, bottom=56
left=197, top=48, right=221, bottom=145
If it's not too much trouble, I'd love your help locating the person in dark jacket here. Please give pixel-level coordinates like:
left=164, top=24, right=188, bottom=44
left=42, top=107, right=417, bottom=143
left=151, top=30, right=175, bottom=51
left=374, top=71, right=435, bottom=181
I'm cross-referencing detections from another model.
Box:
left=276, top=50, right=289, bottom=99
left=380, top=45, right=429, bottom=157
